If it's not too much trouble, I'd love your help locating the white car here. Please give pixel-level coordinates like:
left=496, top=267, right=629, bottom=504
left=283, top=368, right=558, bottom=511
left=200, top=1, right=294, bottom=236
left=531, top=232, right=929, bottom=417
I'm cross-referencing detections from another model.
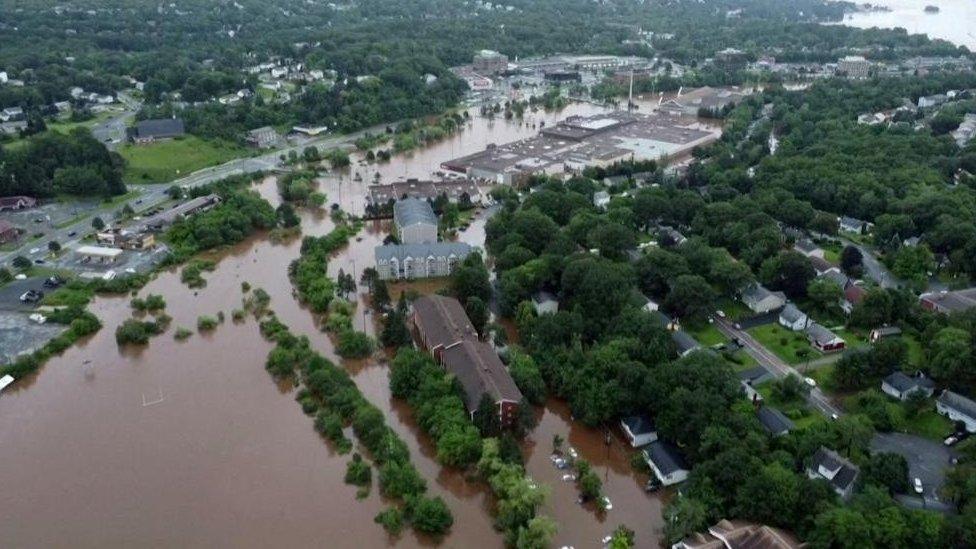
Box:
left=913, top=478, right=923, bottom=494
left=944, top=436, right=959, bottom=446
left=716, top=310, right=726, bottom=318
left=804, top=377, right=817, bottom=388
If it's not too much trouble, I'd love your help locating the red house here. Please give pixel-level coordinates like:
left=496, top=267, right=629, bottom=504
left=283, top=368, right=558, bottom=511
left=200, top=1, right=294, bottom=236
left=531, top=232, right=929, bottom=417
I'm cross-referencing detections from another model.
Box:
left=805, top=323, right=846, bottom=353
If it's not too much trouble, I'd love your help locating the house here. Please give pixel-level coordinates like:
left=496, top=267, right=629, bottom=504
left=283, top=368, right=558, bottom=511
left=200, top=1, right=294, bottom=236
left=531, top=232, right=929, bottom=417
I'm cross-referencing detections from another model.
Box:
left=903, top=236, right=922, bottom=248
left=739, top=366, right=773, bottom=403
left=869, top=326, right=902, bottom=343
left=0, top=219, right=19, bottom=244
left=441, top=339, right=523, bottom=426
left=881, top=372, right=936, bottom=401
left=393, top=198, right=438, bottom=245
left=936, top=390, right=976, bottom=432
left=778, top=304, right=809, bottom=331
left=0, top=120, right=27, bottom=135
left=132, top=118, right=185, bottom=143
left=793, top=239, right=824, bottom=259
left=367, top=179, right=483, bottom=206
left=620, top=414, right=658, bottom=447
left=838, top=216, right=871, bottom=234
left=1, top=106, right=24, bottom=121
left=807, top=446, right=859, bottom=500
left=918, top=94, right=948, bottom=108
left=672, top=330, right=702, bottom=357
left=673, top=519, right=803, bottom=549
left=805, top=323, right=845, bottom=352
left=593, top=190, right=610, bottom=210
left=920, top=288, right=976, bottom=315
left=844, top=283, right=867, bottom=312
left=531, top=291, right=558, bottom=315
left=757, top=406, right=794, bottom=437
left=411, top=294, right=522, bottom=426
left=246, top=126, right=279, bottom=148
left=642, top=440, right=690, bottom=486
left=374, top=242, right=472, bottom=280
left=659, top=226, right=687, bottom=246
left=741, top=283, right=786, bottom=314
left=640, top=292, right=659, bottom=312
left=820, top=269, right=849, bottom=290
left=0, top=195, right=37, bottom=211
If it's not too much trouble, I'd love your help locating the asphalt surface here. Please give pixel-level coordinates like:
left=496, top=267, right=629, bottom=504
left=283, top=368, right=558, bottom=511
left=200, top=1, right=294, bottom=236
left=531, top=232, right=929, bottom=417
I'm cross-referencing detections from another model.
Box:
left=714, top=317, right=842, bottom=417
left=871, top=432, right=957, bottom=507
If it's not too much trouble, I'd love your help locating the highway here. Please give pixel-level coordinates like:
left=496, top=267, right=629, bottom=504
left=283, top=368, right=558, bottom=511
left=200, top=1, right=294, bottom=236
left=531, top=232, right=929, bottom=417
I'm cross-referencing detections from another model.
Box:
left=714, top=317, right=842, bottom=417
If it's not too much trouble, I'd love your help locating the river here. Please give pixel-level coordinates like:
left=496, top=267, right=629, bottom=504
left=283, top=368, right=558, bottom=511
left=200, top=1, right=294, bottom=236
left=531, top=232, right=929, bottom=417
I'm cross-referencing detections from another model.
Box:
left=0, top=100, right=673, bottom=548
left=835, top=0, right=976, bottom=50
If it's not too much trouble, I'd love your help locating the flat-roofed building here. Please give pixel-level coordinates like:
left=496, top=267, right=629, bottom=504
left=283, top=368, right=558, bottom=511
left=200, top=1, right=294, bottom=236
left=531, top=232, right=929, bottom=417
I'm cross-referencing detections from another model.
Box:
left=76, top=245, right=124, bottom=263
left=368, top=179, right=482, bottom=206
left=838, top=55, right=871, bottom=79
left=393, top=198, right=438, bottom=244
left=473, top=50, right=508, bottom=75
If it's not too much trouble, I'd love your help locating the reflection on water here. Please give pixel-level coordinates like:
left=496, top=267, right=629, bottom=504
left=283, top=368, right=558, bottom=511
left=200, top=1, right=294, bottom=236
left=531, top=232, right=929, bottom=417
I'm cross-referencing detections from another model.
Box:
left=0, top=102, right=671, bottom=547
left=835, top=0, right=976, bottom=50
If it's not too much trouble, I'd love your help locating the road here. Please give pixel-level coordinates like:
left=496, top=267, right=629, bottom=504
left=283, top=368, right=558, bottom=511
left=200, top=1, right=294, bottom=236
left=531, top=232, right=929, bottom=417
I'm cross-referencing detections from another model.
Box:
left=714, top=317, right=842, bottom=417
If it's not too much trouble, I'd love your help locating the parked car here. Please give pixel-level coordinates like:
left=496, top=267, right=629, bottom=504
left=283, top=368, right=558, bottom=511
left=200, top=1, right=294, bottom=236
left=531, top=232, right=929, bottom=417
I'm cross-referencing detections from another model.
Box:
left=19, top=290, right=43, bottom=303
left=804, top=377, right=817, bottom=388
left=67, top=231, right=77, bottom=237
left=43, top=276, right=64, bottom=288
left=944, top=435, right=959, bottom=447
left=914, top=478, right=924, bottom=494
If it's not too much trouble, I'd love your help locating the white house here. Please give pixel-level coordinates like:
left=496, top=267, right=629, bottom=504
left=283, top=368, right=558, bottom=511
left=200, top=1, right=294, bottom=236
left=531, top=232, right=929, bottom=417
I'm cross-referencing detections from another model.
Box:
left=778, top=304, right=809, bottom=331
left=793, top=239, right=824, bottom=259
left=881, top=372, right=935, bottom=401
left=936, top=390, right=976, bottom=432
left=643, top=441, right=689, bottom=486
left=741, top=283, right=786, bottom=314
left=807, top=446, right=859, bottom=500
left=620, top=414, right=657, bottom=447
left=531, top=291, right=558, bottom=315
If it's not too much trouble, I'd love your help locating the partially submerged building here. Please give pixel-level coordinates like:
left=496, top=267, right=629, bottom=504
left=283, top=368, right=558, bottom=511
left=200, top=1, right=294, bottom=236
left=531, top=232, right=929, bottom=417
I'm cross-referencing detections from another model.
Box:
left=393, top=197, right=438, bottom=245
left=374, top=242, right=472, bottom=280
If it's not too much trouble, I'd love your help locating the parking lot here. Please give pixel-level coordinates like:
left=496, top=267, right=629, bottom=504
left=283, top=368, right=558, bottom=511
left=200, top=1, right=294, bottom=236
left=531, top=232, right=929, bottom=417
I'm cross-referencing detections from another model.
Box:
left=0, top=277, right=51, bottom=312
left=871, top=432, right=957, bottom=502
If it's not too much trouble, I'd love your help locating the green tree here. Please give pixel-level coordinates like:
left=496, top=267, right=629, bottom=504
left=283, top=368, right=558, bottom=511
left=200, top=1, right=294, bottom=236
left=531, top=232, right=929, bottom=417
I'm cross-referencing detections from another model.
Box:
left=409, top=496, right=453, bottom=535
left=12, top=256, right=31, bottom=270
left=807, top=277, right=843, bottom=313
left=861, top=452, right=909, bottom=494
left=91, top=216, right=105, bottom=230
left=809, top=507, right=873, bottom=549
left=665, top=274, right=716, bottom=321
left=474, top=393, right=500, bottom=437
left=515, top=516, right=557, bottom=549
left=465, top=296, right=489, bottom=338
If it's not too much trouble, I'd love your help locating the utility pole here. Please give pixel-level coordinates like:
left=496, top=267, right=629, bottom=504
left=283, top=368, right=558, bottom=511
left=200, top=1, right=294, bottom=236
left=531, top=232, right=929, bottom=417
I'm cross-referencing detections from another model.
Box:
left=628, top=69, right=634, bottom=110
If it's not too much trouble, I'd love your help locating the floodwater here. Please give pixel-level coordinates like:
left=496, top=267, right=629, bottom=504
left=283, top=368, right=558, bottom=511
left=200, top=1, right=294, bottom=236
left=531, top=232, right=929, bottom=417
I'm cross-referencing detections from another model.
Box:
left=833, top=0, right=976, bottom=50
left=0, top=100, right=673, bottom=548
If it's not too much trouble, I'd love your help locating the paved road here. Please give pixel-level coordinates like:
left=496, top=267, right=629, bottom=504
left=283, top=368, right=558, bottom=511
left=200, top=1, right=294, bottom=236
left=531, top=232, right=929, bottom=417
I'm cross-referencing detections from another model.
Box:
left=715, top=317, right=842, bottom=417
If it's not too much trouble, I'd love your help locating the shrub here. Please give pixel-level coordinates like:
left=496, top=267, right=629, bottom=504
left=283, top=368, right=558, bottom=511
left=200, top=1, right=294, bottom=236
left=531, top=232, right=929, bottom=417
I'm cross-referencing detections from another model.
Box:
left=197, top=315, right=218, bottom=331
left=181, top=259, right=216, bottom=288
left=374, top=507, right=404, bottom=535
left=345, top=453, right=372, bottom=486
left=115, top=318, right=164, bottom=345
left=174, top=327, right=193, bottom=340
left=336, top=330, right=376, bottom=358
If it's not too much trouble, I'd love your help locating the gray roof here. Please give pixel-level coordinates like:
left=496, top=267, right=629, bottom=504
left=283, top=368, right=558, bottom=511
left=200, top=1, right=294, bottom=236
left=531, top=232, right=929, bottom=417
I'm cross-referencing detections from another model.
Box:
left=393, top=197, right=438, bottom=228
left=757, top=406, right=794, bottom=435
left=779, top=303, right=807, bottom=324
left=441, top=339, right=523, bottom=411
left=884, top=372, right=935, bottom=393
left=794, top=239, right=820, bottom=254
left=873, top=326, right=902, bottom=338
left=810, top=446, right=859, bottom=492
left=921, top=288, right=976, bottom=314
left=671, top=330, right=701, bottom=354
left=621, top=414, right=656, bottom=437
left=938, top=390, right=976, bottom=420
left=805, top=323, right=842, bottom=346
left=839, top=216, right=868, bottom=230
left=741, top=283, right=784, bottom=307
left=738, top=366, right=773, bottom=385
left=532, top=291, right=557, bottom=305
left=642, top=440, right=689, bottom=475
left=820, top=269, right=850, bottom=289
left=135, top=118, right=185, bottom=139
left=411, top=295, right=478, bottom=350
left=375, top=242, right=471, bottom=262
left=810, top=256, right=835, bottom=274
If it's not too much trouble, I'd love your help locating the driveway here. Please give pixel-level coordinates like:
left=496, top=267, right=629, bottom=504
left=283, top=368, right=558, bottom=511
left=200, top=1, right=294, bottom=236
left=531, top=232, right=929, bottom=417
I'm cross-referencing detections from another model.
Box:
left=871, top=432, right=956, bottom=503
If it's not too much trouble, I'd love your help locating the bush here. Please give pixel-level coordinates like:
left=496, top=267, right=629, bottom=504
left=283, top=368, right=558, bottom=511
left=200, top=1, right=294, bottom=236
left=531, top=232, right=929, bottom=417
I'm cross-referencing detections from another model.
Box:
left=374, top=507, right=404, bottom=535
left=345, top=453, right=372, bottom=486
left=115, top=318, right=164, bottom=345
left=336, top=330, right=376, bottom=359
left=181, top=259, right=216, bottom=288
left=174, top=327, right=193, bottom=340
left=408, top=496, right=453, bottom=535
left=197, top=315, right=218, bottom=331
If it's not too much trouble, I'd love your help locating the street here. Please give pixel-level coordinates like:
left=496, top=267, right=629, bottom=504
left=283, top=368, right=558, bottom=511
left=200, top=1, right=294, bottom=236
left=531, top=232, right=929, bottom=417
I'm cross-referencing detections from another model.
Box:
left=714, top=317, right=842, bottom=417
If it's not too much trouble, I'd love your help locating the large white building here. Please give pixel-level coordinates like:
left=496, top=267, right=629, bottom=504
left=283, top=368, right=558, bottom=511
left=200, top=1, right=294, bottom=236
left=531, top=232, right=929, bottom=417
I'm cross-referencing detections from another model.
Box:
left=374, top=242, right=472, bottom=281
left=393, top=198, right=438, bottom=245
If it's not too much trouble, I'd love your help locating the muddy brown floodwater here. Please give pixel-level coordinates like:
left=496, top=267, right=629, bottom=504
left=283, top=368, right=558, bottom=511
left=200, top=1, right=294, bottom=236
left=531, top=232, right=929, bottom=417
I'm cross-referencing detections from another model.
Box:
left=0, top=99, right=676, bottom=548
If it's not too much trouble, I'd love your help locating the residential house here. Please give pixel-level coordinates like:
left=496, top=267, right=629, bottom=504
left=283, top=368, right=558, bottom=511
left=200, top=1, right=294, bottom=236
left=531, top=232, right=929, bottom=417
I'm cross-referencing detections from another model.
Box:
left=778, top=304, right=809, bottom=331
left=1, top=106, right=24, bottom=121
left=374, top=242, right=472, bottom=281
left=793, top=239, right=824, bottom=259
left=903, top=236, right=922, bottom=248
left=936, top=390, right=976, bottom=432
left=393, top=198, right=438, bottom=245
left=531, top=291, right=558, bottom=315
left=620, top=414, right=657, bottom=447
left=820, top=269, right=849, bottom=290
left=741, top=283, right=787, bottom=314
left=869, top=326, right=902, bottom=343
left=0, top=220, right=19, bottom=244
left=838, top=216, right=872, bottom=234
left=640, top=292, right=659, bottom=312
left=918, top=94, right=948, bottom=108
left=672, top=330, right=702, bottom=357
left=805, top=323, right=845, bottom=352
left=643, top=440, right=690, bottom=486
left=659, top=226, right=687, bottom=246
left=881, top=372, right=936, bottom=401
left=951, top=113, right=976, bottom=148
left=844, top=283, right=867, bottom=312
left=593, top=190, right=611, bottom=210
left=411, top=294, right=522, bottom=425
left=920, top=288, right=976, bottom=315
left=0, top=195, right=37, bottom=211
left=0, top=120, right=26, bottom=135
left=673, top=519, right=803, bottom=549
left=810, top=257, right=836, bottom=276
left=132, top=118, right=185, bottom=143
left=757, top=406, right=794, bottom=437
left=807, top=446, right=859, bottom=500
left=246, top=126, right=279, bottom=148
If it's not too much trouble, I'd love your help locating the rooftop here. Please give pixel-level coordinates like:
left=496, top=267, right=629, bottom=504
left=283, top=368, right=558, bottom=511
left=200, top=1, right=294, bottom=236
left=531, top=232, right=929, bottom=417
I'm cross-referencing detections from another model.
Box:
left=412, top=295, right=478, bottom=351
left=921, top=288, right=976, bottom=314
left=393, top=197, right=438, bottom=228
left=441, top=339, right=523, bottom=411
left=369, top=179, right=480, bottom=204
left=375, top=242, right=472, bottom=262
left=135, top=118, right=185, bottom=139
left=757, top=406, right=794, bottom=435
left=805, top=323, right=842, bottom=346
left=642, top=440, right=689, bottom=475
left=938, top=390, right=976, bottom=419
left=884, top=372, right=935, bottom=393
left=809, top=446, right=859, bottom=493
left=621, top=414, right=656, bottom=437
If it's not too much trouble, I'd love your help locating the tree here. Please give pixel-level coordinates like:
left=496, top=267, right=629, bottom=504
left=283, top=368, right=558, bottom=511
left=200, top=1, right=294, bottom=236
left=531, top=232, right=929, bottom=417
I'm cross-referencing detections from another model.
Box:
left=381, top=309, right=413, bottom=348
left=809, top=507, right=873, bottom=549
left=509, top=353, right=546, bottom=405
left=840, top=245, right=864, bottom=277
left=166, top=185, right=182, bottom=200
left=47, top=240, right=61, bottom=253
left=436, top=425, right=482, bottom=467
left=473, top=393, right=500, bottom=437
left=665, top=274, right=716, bottom=321
left=515, top=516, right=557, bottom=549
left=11, top=255, right=31, bottom=270
left=664, top=497, right=708, bottom=545
left=760, top=251, right=815, bottom=299
left=861, top=452, right=909, bottom=494
left=409, top=496, right=453, bottom=535
left=588, top=222, right=636, bottom=260
left=452, top=253, right=491, bottom=304
left=891, top=244, right=934, bottom=288
left=929, top=327, right=973, bottom=387
left=276, top=203, right=300, bottom=228
left=91, top=216, right=106, bottom=230
left=465, top=296, right=489, bottom=338
left=607, top=525, right=635, bottom=549
left=576, top=459, right=603, bottom=501
left=807, top=278, right=843, bottom=313
left=734, top=463, right=801, bottom=526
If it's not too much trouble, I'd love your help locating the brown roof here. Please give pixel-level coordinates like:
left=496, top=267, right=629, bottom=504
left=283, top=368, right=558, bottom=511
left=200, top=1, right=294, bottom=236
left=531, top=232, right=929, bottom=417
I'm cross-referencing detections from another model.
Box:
left=412, top=295, right=477, bottom=350
left=441, top=339, right=523, bottom=411
left=844, top=284, right=867, bottom=304
left=680, top=520, right=805, bottom=549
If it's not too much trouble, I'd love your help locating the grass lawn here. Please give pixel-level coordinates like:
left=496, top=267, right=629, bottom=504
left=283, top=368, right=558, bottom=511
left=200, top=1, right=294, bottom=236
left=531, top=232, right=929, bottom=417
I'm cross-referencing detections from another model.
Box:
left=805, top=363, right=840, bottom=394
left=755, top=382, right=826, bottom=430
left=903, top=335, right=925, bottom=368
left=845, top=391, right=952, bottom=441
left=726, top=350, right=759, bottom=370
left=714, top=298, right=752, bottom=321
left=833, top=327, right=869, bottom=349
left=119, top=136, right=249, bottom=184
left=748, top=323, right=821, bottom=365
left=684, top=319, right=727, bottom=347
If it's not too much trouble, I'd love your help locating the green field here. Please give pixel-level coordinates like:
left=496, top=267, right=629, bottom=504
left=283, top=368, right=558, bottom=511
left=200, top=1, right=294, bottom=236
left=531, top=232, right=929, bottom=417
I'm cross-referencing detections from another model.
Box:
left=684, top=320, right=727, bottom=347
left=748, top=323, right=822, bottom=365
left=754, top=382, right=825, bottom=431
left=844, top=391, right=952, bottom=441
left=119, top=136, right=249, bottom=184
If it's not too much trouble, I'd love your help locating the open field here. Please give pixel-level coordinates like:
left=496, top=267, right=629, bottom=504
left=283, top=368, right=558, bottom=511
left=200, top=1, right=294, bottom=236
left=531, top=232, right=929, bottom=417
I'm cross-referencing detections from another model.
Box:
left=747, top=323, right=822, bottom=365
left=119, top=136, right=250, bottom=184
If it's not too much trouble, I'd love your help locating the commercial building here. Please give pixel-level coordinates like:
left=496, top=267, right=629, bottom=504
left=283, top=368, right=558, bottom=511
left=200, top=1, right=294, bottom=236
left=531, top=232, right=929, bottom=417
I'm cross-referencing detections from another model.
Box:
left=442, top=110, right=718, bottom=185
left=141, top=194, right=222, bottom=231
left=368, top=179, right=482, bottom=206
left=131, top=118, right=185, bottom=143
left=472, top=50, right=508, bottom=75
left=411, top=295, right=522, bottom=425
left=838, top=55, right=871, bottom=79
left=659, top=87, right=746, bottom=117
left=374, top=242, right=472, bottom=281
left=75, top=245, right=124, bottom=263
left=246, top=126, right=280, bottom=148
left=0, top=195, right=37, bottom=211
